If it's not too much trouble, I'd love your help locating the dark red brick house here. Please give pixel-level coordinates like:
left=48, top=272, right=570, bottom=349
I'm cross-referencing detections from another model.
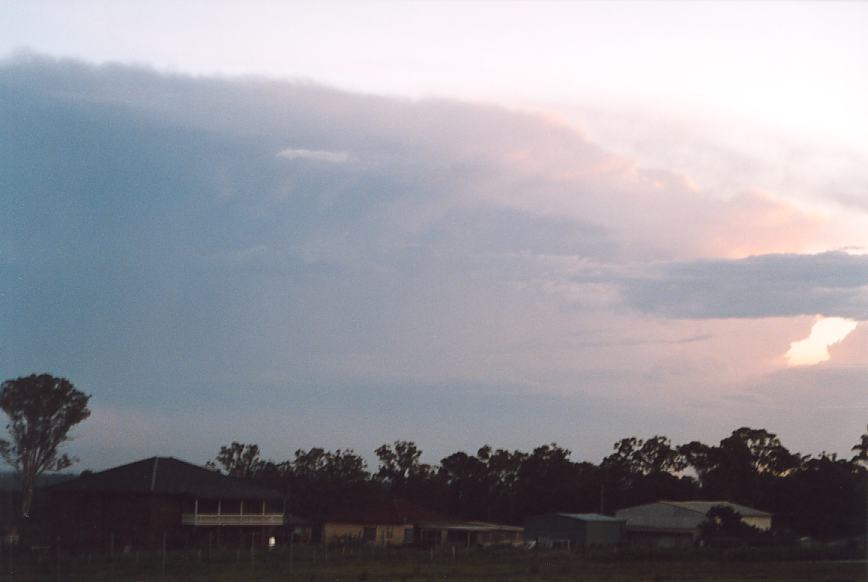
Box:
left=50, top=456, right=287, bottom=550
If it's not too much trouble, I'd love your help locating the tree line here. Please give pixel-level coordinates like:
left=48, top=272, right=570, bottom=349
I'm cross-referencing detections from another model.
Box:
left=210, top=427, right=868, bottom=539
left=0, top=374, right=863, bottom=539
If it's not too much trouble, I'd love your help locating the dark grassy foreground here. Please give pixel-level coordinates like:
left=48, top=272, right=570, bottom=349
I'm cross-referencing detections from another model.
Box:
left=1, top=546, right=864, bottom=582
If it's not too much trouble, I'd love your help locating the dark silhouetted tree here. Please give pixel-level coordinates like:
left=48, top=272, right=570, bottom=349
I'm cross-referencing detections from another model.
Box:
left=775, top=451, right=867, bottom=537
left=687, top=427, right=800, bottom=508
left=439, top=450, right=491, bottom=519
left=207, top=442, right=263, bottom=478
left=375, top=440, right=434, bottom=496
left=699, top=504, right=759, bottom=544
left=852, top=426, right=868, bottom=465
left=604, top=436, right=686, bottom=476
left=678, top=440, right=716, bottom=486
left=514, top=443, right=584, bottom=517
left=482, top=447, right=527, bottom=522
left=282, top=447, right=373, bottom=519
left=0, top=374, right=91, bottom=518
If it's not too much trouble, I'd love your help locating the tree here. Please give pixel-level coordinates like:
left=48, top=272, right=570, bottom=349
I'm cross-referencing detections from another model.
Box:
left=699, top=505, right=759, bottom=544
left=678, top=440, right=715, bottom=485
left=207, top=442, right=264, bottom=478
left=514, top=443, right=582, bottom=516
left=439, top=450, right=490, bottom=518
left=481, top=447, right=526, bottom=522
left=289, top=447, right=372, bottom=518
left=604, top=436, right=685, bottom=476
left=375, top=441, right=432, bottom=491
left=0, top=374, right=91, bottom=518
left=852, top=426, right=868, bottom=465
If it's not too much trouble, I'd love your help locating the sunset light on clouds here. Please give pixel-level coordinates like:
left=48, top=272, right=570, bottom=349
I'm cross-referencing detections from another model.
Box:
left=786, top=318, right=859, bottom=367
left=0, top=1, right=866, bottom=469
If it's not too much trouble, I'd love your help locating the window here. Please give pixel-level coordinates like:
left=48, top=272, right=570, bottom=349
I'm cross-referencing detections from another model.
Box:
left=363, top=527, right=377, bottom=541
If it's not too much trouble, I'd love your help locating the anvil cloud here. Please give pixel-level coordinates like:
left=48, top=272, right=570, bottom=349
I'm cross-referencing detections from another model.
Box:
left=0, top=56, right=865, bottom=468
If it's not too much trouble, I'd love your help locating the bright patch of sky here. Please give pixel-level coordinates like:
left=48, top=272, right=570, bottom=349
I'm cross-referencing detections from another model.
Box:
left=786, top=318, right=859, bottom=367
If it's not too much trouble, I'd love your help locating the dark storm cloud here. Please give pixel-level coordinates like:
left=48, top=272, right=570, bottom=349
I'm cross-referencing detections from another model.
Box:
left=2, top=55, right=863, bottom=466
left=621, top=252, right=868, bottom=319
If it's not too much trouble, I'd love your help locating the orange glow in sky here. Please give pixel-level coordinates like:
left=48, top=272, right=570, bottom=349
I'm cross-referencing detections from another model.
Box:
left=785, top=317, right=859, bottom=366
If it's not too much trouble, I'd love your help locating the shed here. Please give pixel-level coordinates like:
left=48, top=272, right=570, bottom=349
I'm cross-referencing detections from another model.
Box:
left=322, top=499, right=445, bottom=546
left=615, top=500, right=772, bottom=548
left=524, top=513, right=624, bottom=549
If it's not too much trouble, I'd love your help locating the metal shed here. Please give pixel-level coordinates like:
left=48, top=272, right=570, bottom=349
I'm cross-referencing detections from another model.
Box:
left=524, top=513, right=624, bottom=549
left=615, top=500, right=772, bottom=548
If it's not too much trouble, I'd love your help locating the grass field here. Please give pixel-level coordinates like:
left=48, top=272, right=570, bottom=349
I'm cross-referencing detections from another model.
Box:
left=1, top=546, right=864, bottom=581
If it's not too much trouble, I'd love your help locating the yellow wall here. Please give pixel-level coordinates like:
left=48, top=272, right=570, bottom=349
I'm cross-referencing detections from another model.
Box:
left=742, top=516, right=772, bottom=531
left=322, top=522, right=412, bottom=546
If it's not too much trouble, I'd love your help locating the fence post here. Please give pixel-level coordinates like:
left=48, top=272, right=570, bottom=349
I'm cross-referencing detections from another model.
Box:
left=55, top=536, right=61, bottom=582
left=109, top=532, right=116, bottom=582
left=161, top=532, right=167, bottom=578
left=288, top=527, right=295, bottom=578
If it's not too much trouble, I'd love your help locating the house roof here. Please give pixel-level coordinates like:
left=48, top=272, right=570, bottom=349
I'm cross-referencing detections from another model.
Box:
left=325, top=499, right=447, bottom=525
left=660, top=501, right=771, bottom=518
left=49, top=457, right=281, bottom=500
left=555, top=513, right=625, bottom=523
left=416, top=520, right=523, bottom=532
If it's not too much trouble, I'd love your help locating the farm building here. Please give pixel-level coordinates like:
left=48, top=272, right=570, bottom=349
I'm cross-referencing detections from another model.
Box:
left=286, top=513, right=315, bottom=544
left=49, top=456, right=291, bottom=550
left=615, top=500, right=772, bottom=547
left=523, top=513, right=625, bottom=549
left=322, top=499, right=522, bottom=548
left=322, top=499, right=443, bottom=546
left=415, top=520, right=523, bottom=548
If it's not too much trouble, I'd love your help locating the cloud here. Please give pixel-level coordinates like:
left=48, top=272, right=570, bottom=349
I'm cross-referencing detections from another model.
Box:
left=276, top=148, right=350, bottom=163
left=785, top=317, right=859, bottom=366
left=0, top=55, right=836, bottom=266
left=621, top=252, right=868, bottom=320
left=1, top=55, right=865, bottom=464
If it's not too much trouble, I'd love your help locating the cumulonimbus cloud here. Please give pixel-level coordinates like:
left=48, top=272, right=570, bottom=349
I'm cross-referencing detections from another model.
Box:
left=2, top=55, right=865, bottom=464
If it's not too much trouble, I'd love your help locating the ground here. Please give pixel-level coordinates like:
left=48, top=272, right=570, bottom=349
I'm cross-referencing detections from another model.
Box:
left=2, top=546, right=864, bottom=581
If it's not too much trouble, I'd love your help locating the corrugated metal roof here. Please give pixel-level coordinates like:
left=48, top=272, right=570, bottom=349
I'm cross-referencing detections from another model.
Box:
left=49, top=456, right=282, bottom=500
left=555, top=513, right=625, bottom=522
left=661, top=501, right=771, bottom=517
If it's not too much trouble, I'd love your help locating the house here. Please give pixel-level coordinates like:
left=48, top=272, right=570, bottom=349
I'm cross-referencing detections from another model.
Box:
left=286, top=513, right=315, bottom=544
left=524, top=513, right=625, bottom=549
left=322, top=499, right=443, bottom=546
left=49, top=456, right=289, bottom=550
left=415, top=520, right=523, bottom=548
left=321, top=499, right=522, bottom=548
left=615, top=500, right=772, bottom=548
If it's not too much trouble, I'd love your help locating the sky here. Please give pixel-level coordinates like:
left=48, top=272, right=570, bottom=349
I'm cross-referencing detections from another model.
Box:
left=0, top=1, right=866, bottom=470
